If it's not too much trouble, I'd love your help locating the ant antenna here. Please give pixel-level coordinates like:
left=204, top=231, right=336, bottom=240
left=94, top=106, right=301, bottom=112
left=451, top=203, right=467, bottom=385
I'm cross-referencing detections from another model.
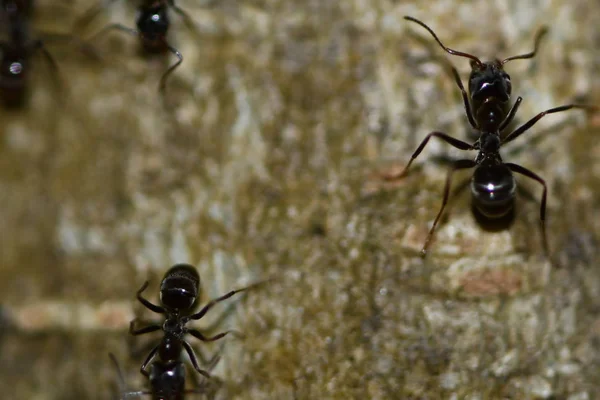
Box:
left=501, top=26, right=549, bottom=65
left=404, top=16, right=483, bottom=67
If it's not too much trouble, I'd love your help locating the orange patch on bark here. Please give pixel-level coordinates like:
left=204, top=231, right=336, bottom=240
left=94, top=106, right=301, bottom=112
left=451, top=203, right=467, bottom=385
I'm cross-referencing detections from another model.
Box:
left=361, top=163, right=408, bottom=195
left=459, top=268, right=522, bottom=297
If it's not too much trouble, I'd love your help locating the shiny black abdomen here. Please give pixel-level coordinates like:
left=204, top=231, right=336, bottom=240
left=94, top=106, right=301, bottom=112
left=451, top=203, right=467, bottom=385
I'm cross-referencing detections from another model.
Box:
left=149, top=361, right=185, bottom=400
left=471, top=164, right=516, bottom=218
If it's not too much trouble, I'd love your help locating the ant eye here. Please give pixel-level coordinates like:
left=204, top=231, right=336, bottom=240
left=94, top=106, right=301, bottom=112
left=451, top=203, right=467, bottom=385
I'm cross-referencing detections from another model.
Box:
left=504, top=76, right=512, bottom=94
left=9, top=62, right=23, bottom=75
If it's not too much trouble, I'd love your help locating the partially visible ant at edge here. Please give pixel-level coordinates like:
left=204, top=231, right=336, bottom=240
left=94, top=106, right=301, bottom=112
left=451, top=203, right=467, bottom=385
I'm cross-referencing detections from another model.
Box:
left=74, top=0, right=201, bottom=94
left=121, top=263, right=269, bottom=399
left=109, top=348, right=221, bottom=399
left=0, top=0, right=60, bottom=108
left=384, top=16, right=598, bottom=264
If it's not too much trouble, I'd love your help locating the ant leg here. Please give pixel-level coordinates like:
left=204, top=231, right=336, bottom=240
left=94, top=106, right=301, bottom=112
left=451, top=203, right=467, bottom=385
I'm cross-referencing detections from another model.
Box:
left=109, top=353, right=127, bottom=393
left=135, top=282, right=165, bottom=314
left=188, top=280, right=269, bottom=321
left=31, top=41, right=58, bottom=74
left=110, top=354, right=150, bottom=399
left=498, top=96, right=523, bottom=133
left=188, top=356, right=223, bottom=399
left=181, top=331, right=209, bottom=365
left=30, top=40, right=65, bottom=103
left=73, top=0, right=120, bottom=34
left=502, top=104, right=599, bottom=145
left=168, top=1, right=199, bottom=33
left=206, top=348, right=222, bottom=370
left=158, top=43, right=183, bottom=94
left=188, top=328, right=232, bottom=343
left=86, top=23, right=139, bottom=45
left=505, top=163, right=550, bottom=260
left=182, top=341, right=211, bottom=378
left=139, top=345, right=159, bottom=377
left=384, top=131, right=474, bottom=180
left=185, top=331, right=232, bottom=380
left=421, top=159, right=477, bottom=256
left=129, top=320, right=161, bottom=336
left=36, top=32, right=103, bottom=61
left=449, top=66, right=477, bottom=129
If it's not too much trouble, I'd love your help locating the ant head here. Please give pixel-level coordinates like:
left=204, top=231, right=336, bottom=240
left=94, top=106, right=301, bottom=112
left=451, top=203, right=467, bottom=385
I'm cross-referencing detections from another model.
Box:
left=0, top=48, right=27, bottom=107
left=160, top=264, right=200, bottom=312
left=468, top=60, right=512, bottom=104
left=136, top=4, right=170, bottom=50
left=467, top=60, right=512, bottom=129
left=404, top=16, right=548, bottom=116
left=3, top=0, right=32, bottom=14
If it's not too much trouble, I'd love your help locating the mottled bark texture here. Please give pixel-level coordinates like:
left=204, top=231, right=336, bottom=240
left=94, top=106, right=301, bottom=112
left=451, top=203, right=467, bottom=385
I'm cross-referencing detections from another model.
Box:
left=1, top=0, right=600, bottom=399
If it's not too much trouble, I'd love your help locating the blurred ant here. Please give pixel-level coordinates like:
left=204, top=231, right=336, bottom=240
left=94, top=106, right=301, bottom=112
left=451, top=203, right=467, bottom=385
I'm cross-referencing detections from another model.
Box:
left=0, top=0, right=59, bottom=107
left=75, top=0, right=198, bottom=93
left=109, top=350, right=220, bottom=399
left=129, top=263, right=266, bottom=395
left=389, top=16, right=597, bottom=259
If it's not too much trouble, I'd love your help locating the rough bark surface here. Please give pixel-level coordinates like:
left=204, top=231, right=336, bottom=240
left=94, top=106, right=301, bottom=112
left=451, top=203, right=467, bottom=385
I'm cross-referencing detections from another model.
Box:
left=1, top=0, right=600, bottom=399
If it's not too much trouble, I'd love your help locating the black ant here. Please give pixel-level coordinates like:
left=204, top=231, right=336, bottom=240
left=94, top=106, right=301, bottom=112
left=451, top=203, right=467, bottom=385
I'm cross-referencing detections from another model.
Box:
left=389, top=16, right=597, bottom=258
left=75, top=0, right=198, bottom=93
left=0, top=0, right=59, bottom=107
left=108, top=351, right=220, bottom=399
left=129, top=263, right=265, bottom=396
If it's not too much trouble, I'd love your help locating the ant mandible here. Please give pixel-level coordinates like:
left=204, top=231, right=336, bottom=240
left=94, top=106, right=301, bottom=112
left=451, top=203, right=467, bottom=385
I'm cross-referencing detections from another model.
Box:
left=129, top=263, right=264, bottom=390
left=391, top=16, right=597, bottom=258
left=0, top=0, right=59, bottom=107
left=75, top=0, right=197, bottom=93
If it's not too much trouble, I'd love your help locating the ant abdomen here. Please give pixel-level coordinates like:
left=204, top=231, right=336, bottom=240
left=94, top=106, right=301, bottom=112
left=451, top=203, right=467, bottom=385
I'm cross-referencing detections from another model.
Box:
left=471, top=165, right=516, bottom=218
left=149, top=360, right=186, bottom=395
left=160, top=263, right=200, bottom=312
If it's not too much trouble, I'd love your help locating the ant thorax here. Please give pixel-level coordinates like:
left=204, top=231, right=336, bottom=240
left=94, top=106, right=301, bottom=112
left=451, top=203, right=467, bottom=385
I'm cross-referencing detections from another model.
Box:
left=476, top=132, right=502, bottom=156
left=162, top=318, right=185, bottom=336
